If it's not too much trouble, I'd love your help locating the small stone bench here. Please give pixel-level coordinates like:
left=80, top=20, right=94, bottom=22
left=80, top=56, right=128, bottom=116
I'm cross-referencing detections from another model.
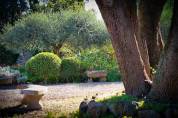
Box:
left=86, top=70, right=107, bottom=82
left=21, top=85, right=47, bottom=110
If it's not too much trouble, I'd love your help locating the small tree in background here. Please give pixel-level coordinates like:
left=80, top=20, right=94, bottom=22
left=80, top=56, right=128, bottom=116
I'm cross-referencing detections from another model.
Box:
left=1, top=10, right=109, bottom=56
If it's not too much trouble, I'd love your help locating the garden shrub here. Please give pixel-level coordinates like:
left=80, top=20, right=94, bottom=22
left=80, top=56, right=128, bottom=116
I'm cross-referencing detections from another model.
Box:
left=25, top=52, right=61, bottom=84
left=77, top=45, right=121, bottom=81
left=107, top=69, right=121, bottom=82
left=0, top=44, right=19, bottom=66
left=18, top=66, right=42, bottom=84
left=78, top=45, right=117, bottom=70
left=59, top=44, right=77, bottom=58
left=59, top=58, right=87, bottom=83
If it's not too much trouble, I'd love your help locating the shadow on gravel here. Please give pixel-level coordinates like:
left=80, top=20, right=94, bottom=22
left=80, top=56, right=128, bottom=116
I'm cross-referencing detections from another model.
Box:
left=0, top=105, right=37, bottom=117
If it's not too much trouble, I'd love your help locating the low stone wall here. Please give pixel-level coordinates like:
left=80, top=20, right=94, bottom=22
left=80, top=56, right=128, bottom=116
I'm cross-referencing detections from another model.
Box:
left=79, top=99, right=178, bottom=118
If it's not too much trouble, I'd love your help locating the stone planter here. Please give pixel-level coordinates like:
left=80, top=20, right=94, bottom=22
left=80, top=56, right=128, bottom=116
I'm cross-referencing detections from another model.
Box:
left=0, top=76, right=13, bottom=85
left=0, top=75, right=17, bottom=85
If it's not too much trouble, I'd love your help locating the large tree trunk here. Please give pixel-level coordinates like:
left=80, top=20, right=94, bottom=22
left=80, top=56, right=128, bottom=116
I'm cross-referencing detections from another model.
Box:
left=96, top=0, right=150, bottom=97
left=148, top=1, right=178, bottom=103
left=138, top=0, right=166, bottom=69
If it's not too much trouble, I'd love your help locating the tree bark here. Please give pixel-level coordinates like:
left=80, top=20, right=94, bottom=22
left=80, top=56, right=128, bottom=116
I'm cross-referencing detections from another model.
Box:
left=96, top=0, right=150, bottom=97
left=138, top=0, right=166, bottom=69
left=148, top=1, right=178, bottom=103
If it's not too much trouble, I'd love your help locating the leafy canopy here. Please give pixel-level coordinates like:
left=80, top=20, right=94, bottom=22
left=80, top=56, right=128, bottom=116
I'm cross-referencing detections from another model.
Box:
left=1, top=10, right=109, bottom=52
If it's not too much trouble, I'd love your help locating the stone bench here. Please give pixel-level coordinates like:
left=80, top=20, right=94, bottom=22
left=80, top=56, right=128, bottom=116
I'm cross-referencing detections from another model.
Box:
left=21, top=85, right=47, bottom=110
left=86, top=70, right=107, bottom=82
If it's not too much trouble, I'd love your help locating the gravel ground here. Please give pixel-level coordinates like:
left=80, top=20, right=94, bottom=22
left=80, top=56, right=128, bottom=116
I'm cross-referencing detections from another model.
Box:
left=0, top=82, right=124, bottom=118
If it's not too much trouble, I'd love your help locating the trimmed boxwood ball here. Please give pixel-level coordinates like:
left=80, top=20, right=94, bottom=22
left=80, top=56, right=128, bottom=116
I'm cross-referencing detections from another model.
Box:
left=25, top=52, right=61, bottom=83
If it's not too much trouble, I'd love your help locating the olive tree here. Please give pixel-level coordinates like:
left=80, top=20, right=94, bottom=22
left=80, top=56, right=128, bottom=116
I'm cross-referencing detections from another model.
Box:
left=1, top=10, right=109, bottom=55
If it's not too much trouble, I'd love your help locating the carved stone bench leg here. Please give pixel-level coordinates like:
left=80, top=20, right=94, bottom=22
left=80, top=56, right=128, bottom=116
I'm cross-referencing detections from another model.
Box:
left=22, top=94, right=43, bottom=110
left=88, top=77, right=93, bottom=82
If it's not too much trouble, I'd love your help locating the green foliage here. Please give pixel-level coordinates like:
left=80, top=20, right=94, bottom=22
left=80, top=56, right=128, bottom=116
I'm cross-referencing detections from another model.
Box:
left=78, top=45, right=117, bottom=71
left=0, top=44, right=19, bottom=65
left=47, top=0, right=83, bottom=12
left=107, top=69, right=121, bottom=82
left=100, top=94, right=138, bottom=105
left=77, top=44, right=121, bottom=82
left=45, top=112, right=55, bottom=118
left=160, top=0, right=173, bottom=40
left=59, top=58, right=87, bottom=83
left=59, top=44, right=77, bottom=58
left=1, top=13, right=57, bottom=52
left=160, top=0, right=173, bottom=26
left=138, top=100, right=178, bottom=112
left=1, top=10, right=109, bottom=52
left=25, top=52, right=61, bottom=83
left=62, top=10, right=109, bottom=49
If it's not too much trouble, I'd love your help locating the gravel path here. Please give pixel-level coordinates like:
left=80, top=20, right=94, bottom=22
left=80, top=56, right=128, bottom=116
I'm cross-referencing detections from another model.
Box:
left=0, top=82, right=124, bottom=117
left=42, top=82, right=124, bottom=111
left=44, top=82, right=124, bottom=100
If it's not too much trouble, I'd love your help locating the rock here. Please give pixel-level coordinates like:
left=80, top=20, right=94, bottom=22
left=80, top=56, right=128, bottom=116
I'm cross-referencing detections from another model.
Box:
left=138, top=110, right=161, bottom=118
left=87, top=106, right=100, bottom=118
left=79, top=100, right=88, bottom=117
left=87, top=100, right=97, bottom=109
left=165, top=108, right=178, bottom=118
left=108, top=101, right=125, bottom=117
left=108, top=101, right=138, bottom=117
left=123, top=101, right=138, bottom=116
left=87, top=100, right=108, bottom=118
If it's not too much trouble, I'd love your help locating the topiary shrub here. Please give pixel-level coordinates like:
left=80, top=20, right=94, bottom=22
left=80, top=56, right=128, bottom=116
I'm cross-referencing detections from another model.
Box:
left=59, top=58, right=87, bottom=83
left=25, top=52, right=61, bottom=84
